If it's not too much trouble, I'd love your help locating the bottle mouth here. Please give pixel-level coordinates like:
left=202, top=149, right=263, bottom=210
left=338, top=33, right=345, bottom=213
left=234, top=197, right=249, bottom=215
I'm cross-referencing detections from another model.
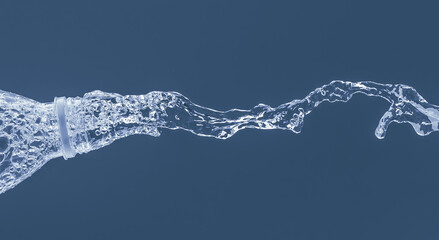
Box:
left=54, top=97, right=77, bottom=160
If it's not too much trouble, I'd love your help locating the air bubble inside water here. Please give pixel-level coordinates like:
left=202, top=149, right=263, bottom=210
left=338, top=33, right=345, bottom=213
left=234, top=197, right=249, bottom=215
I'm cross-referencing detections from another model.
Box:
left=0, top=136, right=9, bottom=153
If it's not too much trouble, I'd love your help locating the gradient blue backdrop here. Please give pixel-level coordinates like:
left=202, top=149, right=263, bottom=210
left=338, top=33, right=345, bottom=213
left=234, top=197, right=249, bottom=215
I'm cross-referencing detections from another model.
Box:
left=1, top=1, right=439, bottom=239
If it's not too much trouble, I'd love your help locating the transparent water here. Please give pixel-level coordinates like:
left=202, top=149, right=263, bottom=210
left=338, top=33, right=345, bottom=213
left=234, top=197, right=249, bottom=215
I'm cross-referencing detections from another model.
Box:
left=0, top=80, right=438, bottom=194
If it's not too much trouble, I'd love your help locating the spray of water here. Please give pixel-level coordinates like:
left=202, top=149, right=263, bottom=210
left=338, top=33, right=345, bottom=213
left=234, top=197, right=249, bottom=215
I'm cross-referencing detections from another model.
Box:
left=0, top=80, right=438, bottom=194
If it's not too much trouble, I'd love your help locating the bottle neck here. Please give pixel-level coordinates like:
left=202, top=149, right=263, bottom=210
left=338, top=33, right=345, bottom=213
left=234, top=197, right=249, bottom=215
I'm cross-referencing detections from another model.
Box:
left=54, top=97, right=77, bottom=160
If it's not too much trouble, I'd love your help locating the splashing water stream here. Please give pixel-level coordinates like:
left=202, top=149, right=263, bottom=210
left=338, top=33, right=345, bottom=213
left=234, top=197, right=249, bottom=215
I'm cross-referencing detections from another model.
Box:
left=0, top=80, right=438, bottom=194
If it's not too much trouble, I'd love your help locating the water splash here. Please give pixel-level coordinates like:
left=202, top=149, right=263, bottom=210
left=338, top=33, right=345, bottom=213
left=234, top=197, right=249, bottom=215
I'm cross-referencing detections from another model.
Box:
left=0, top=80, right=438, bottom=194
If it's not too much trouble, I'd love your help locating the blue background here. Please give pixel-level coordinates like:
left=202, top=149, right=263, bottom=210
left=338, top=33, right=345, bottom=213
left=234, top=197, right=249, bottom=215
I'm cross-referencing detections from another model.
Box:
left=1, top=1, right=439, bottom=239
